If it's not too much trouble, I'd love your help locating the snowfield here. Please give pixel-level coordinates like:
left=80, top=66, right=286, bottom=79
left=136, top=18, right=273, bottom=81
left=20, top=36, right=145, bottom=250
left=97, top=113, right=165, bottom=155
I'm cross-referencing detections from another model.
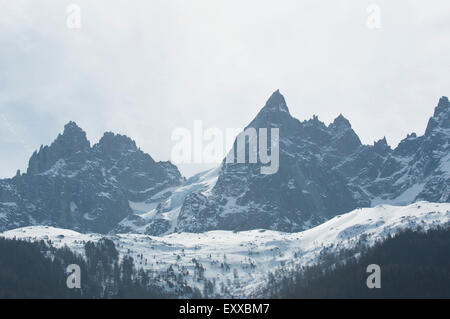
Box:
left=115, top=167, right=220, bottom=235
left=1, top=201, right=449, bottom=297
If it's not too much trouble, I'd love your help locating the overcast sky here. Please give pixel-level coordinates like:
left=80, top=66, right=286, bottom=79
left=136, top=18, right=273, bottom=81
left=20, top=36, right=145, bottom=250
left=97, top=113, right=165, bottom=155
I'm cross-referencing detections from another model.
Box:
left=0, top=0, right=449, bottom=178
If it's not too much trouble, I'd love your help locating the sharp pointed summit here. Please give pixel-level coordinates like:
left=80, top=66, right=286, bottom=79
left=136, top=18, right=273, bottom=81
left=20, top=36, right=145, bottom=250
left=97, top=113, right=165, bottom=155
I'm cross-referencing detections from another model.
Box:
left=58, top=121, right=90, bottom=151
left=374, top=136, right=391, bottom=154
left=263, top=89, right=290, bottom=114
left=333, top=114, right=351, bottom=126
left=95, top=132, right=139, bottom=158
left=330, top=114, right=353, bottom=133
left=1, top=92, right=449, bottom=238
left=27, top=121, right=90, bottom=174
left=63, top=120, right=82, bottom=131
left=434, top=96, right=450, bottom=119
left=426, top=96, right=450, bottom=134
left=437, top=95, right=449, bottom=109
left=248, top=90, right=294, bottom=129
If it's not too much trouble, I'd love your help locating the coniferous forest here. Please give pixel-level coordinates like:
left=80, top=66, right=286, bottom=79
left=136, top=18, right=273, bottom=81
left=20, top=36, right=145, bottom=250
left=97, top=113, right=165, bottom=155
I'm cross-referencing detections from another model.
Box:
left=261, top=227, right=450, bottom=299
left=3, top=227, right=450, bottom=298
left=0, top=237, right=175, bottom=298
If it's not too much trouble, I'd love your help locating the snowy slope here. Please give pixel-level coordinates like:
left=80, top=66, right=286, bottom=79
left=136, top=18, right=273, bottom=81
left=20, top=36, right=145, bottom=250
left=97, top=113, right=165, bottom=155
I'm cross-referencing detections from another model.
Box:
left=2, top=201, right=449, bottom=297
left=113, top=167, right=219, bottom=235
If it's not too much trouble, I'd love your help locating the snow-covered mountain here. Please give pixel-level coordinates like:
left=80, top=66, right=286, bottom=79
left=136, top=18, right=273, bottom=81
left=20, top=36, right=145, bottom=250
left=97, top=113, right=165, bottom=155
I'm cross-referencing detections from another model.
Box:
left=0, top=122, right=183, bottom=233
left=113, top=167, right=219, bottom=235
left=0, top=92, right=449, bottom=235
left=338, top=95, right=450, bottom=206
left=2, top=202, right=449, bottom=297
left=174, top=92, right=450, bottom=234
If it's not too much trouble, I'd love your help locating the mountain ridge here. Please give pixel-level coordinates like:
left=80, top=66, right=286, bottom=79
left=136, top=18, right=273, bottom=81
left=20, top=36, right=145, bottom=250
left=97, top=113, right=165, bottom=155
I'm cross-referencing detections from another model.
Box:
left=175, top=91, right=449, bottom=234
left=1, top=91, right=449, bottom=235
left=0, top=122, right=183, bottom=233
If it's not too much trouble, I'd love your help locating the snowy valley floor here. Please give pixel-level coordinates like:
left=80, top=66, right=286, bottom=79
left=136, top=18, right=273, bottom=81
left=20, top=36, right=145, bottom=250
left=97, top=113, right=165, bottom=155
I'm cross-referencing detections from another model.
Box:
left=1, top=201, right=449, bottom=298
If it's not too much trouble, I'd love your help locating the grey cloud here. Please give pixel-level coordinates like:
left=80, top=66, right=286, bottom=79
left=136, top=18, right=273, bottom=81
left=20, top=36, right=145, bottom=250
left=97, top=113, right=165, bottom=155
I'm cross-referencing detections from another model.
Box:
left=0, top=0, right=449, bottom=178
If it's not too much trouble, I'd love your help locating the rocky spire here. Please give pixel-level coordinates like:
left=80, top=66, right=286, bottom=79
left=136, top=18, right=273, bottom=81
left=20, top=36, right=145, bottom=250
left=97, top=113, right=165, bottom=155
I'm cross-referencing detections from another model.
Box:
left=27, top=121, right=90, bottom=174
left=374, top=136, right=391, bottom=154
left=329, top=114, right=352, bottom=133
left=95, top=132, right=138, bottom=158
left=263, top=89, right=290, bottom=114
left=56, top=121, right=91, bottom=153
left=328, top=114, right=362, bottom=154
left=425, top=96, right=450, bottom=135
left=247, top=90, right=295, bottom=130
left=434, top=96, right=450, bottom=117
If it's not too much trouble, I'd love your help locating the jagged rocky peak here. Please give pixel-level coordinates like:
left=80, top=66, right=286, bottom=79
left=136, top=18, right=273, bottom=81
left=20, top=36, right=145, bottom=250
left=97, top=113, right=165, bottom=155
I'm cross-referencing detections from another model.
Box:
left=435, top=96, right=450, bottom=117
left=394, top=133, right=422, bottom=157
left=56, top=121, right=91, bottom=153
left=302, top=114, right=328, bottom=131
left=374, top=136, right=388, bottom=146
left=329, top=113, right=352, bottom=133
left=425, top=96, right=450, bottom=135
left=309, top=114, right=321, bottom=123
left=95, top=132, right=139, bottom=158
left=248, top=90, right=294, bottom=129
left=327, top=114, right=362, bottom=154
left=4, top=120, right=185, bottom=233
left=263, top=89, right=290, bottom=113
left=374, top=136, right=391, bottom=154
left=332, top=113, right=351, bottom=127
left=27, top=121, right=91, bottom=174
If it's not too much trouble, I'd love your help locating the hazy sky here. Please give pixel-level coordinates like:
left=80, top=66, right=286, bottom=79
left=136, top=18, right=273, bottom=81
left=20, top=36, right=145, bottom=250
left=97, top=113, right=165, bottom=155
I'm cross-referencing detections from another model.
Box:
left=0, top=0, right=449, bottom=178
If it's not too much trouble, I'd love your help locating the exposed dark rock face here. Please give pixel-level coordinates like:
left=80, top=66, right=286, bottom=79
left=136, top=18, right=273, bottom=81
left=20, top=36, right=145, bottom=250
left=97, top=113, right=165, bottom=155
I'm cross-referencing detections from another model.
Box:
left=176, top=92, right=450, bottom=233
left=1, top=92, right=448, bottom=235
left=0, top=122, right=182, bottom=233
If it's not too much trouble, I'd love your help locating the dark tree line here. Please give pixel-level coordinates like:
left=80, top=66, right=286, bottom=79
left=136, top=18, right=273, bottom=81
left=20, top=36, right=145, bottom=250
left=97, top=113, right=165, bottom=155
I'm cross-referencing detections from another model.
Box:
left=262, top=227, right=450, bottom=299
left=0, top=237, right=172, bottom=298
